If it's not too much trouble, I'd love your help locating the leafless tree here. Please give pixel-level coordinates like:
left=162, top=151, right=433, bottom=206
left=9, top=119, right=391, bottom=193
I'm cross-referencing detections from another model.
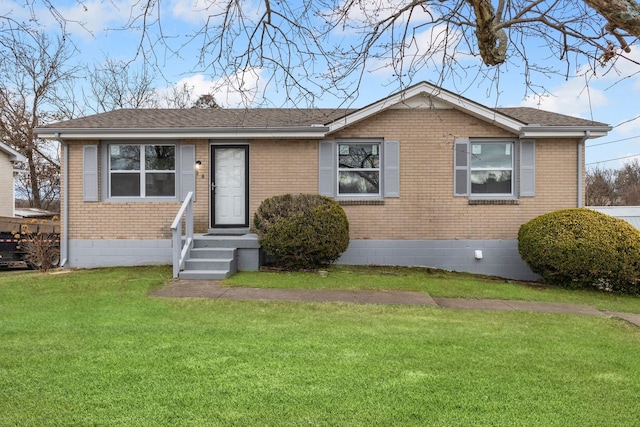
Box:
left=86, top=59, right=223, bottom=110
left=165, top=82, right=197, bottom=109
left=5, top=1, right=640, bottom=106
left=164, top=84, right=220, bottom=109
left=586, top=166, right=616, bottom=206
left=96, top=0, right=640, bottom=104
left=192, top=94, right=220, bottom=109
left=614, top=159, right=640, bottom=205
left=586, top=160, right=640, bottom=206
left=85, top=57, right=160, bottom=113
left=0, top=26, right=79, bottom=210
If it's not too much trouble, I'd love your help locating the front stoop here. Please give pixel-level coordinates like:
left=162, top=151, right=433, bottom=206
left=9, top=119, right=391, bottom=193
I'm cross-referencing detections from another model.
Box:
left=179, top=247, right=237, bottom=280
left=178, top=234, right=260, bottom=280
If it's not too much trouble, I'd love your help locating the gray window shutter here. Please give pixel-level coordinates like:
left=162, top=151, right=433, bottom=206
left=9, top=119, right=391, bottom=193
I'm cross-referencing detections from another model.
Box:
left=383, top=140, right=400, bottom=197
left=83, top=145, right=98, bottom=202
left=520, top=139, right=535, bottom=197
left=454, top=138, right=469, bottom=196
left=180, top=144, right=196, bottom=201
left=318, top=141, right=335, bottom=197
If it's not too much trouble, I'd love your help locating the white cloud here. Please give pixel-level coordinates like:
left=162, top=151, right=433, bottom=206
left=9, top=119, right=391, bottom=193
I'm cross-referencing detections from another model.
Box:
left=612, top=112, right=640, bottom=137
left=328, top=0, right=435, bottom=36
left=169, top=0, right=263, bottom=26
left=159, top=68, right=265, bottom=108
left=170, top=0, right=224, bottom=25
left=519, top=77, right=610, bottom=119
left=22, top=0, right=135, bottom=40
left=367, top=23, right=468, bottom=80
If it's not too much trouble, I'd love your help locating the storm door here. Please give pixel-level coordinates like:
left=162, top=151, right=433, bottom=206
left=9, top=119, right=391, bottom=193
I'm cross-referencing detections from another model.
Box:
left=210, top=145, right=249, bottom=228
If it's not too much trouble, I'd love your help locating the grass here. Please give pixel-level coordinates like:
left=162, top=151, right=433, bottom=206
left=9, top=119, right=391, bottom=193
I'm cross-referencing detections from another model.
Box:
left=224, top=265, right=640, bottom=314
left=1, top=265, right=640, bottom=426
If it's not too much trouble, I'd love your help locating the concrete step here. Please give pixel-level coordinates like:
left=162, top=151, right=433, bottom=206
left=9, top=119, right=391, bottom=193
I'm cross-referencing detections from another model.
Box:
left=178, top=246, right=238, bottom=280
left=178, top=269, right=234, bottom=280
left=189, top=247, right=235, bottom=259
left=176, top=235, right=259, bottom=280
left=184, top=257, right=235, bottom=271
left=192, top=234, right=260, bottom=249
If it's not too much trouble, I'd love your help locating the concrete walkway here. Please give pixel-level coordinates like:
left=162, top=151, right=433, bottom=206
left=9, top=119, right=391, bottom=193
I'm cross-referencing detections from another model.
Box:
left=154, top=280, right=640, bottom=327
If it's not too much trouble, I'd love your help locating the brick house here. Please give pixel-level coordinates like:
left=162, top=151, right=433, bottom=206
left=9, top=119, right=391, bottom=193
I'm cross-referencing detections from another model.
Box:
left=0, top=142, right=26, bottom=218
left=35, top=82, right=610, bottom=280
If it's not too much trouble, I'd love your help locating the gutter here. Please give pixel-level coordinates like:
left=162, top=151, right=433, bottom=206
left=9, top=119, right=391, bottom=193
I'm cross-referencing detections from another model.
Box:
left=55, top=133, right=68, bottom=268
left=35, top=126, right=330, bottom=140
left=521, top=125, right=611, bottom=139
left=577, top=131, right=591, bottom=208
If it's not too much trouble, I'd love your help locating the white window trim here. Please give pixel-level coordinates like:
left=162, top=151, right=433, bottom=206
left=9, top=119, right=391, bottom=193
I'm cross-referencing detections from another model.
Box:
left=468, top=139, right=517, bottom=199
left=336, top=139, right=382, bottom=198
left=101, top=141, right=182, bottom=202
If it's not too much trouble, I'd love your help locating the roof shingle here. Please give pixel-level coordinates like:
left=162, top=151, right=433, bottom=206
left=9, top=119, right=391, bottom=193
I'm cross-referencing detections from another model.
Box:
left=495, top=107, right=607, bottom=127
left=40, top=108, right=357, bottom=129
left=40, top=105, right=608, bottom=131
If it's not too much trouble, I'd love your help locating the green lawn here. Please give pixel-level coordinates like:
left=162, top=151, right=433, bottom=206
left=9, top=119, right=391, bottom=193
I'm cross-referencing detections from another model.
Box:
left=1, top=266, right=640, bottom=426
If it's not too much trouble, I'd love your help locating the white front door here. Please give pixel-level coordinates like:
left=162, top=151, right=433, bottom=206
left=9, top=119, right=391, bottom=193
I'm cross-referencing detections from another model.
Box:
left=211, top=146, right=249, bottom=227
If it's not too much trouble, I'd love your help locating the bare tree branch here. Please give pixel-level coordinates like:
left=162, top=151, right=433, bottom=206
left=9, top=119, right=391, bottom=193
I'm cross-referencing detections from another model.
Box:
left=0, top=27, right=78, bottom=209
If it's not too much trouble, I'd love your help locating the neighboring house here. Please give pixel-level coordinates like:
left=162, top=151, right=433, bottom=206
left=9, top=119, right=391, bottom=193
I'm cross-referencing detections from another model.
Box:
left=0, top=142, right=26, bottom=218
left=35, top=82, right=611, bottom=280
left=589, top=206, right=640, bottom=230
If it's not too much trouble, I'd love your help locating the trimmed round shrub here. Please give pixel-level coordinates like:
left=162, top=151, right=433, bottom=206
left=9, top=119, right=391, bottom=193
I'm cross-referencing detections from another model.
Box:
left=253, top=194, right=350, bottom=270
left=518, top=208, right=640, bottom=294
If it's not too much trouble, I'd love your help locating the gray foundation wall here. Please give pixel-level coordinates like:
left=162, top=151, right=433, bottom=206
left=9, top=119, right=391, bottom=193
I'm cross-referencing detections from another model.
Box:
left=336, top=239, right=539, bottom=281
left=67, top=238, right=538, bottom=281
left=66, top=239, right=260, bottom=271
left=67, top=239, right=173, bottom=268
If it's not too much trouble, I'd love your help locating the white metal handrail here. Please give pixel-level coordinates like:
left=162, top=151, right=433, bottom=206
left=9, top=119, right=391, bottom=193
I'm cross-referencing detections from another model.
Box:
left=171, top=191, right=194, bottom=278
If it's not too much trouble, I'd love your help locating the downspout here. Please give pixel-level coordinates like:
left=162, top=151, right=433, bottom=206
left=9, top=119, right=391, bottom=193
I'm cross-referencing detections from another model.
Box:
left=577, top=131, right=590, bottom=208
left=55, top=133, right=68, bottom=268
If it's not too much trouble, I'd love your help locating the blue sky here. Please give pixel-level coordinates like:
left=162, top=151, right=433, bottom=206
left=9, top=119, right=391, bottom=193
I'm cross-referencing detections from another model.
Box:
left=3, top=0, right=640, bottom=169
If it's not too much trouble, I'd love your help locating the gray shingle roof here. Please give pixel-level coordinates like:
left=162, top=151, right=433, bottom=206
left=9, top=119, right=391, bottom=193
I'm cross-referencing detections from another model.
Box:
left=39, top=76, right=613, bottom=136
left=495, top=107, right=607, bottom=127
left=40, top=105, right=608, bottom=131
left=40, top=108, right=357, bottom=129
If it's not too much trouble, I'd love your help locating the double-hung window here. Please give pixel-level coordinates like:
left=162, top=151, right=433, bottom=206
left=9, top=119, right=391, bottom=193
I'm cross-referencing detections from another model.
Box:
left=319, top=139, right=399, bottom=199
left=470, top=141, right=514, bottom=195
left=454, top=138, right=535, bottom=199
left=338, top=142, right=381, bottom=196
left=109, top=144, right=176, bottom=198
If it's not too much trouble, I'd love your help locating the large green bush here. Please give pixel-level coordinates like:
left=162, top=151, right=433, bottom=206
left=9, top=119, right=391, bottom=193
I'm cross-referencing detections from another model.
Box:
left=518, top=208, right=640, bottom=294
left=253, top=194, right=350, bottom=270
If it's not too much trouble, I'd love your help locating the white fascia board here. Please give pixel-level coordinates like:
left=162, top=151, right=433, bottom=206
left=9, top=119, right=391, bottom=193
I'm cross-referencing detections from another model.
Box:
left=520, top=126, right=611, bottom=139
left=327, top=81, right=525, bottom=134
left=0, top=141, right=27, bottom=162
left=35, top=127, right=330, bottom=140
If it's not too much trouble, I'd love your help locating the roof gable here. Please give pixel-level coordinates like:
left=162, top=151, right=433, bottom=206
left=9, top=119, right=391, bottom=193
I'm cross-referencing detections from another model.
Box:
left=326, top=82, right=610, bottom=138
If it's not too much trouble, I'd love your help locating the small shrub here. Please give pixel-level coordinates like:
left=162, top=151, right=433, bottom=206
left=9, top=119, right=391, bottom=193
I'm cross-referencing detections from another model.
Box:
left=17, top=220, right=60, bottom=272
left=518, top=208, right=640, bottom=294
left=253, top=194, right=349, bottom=270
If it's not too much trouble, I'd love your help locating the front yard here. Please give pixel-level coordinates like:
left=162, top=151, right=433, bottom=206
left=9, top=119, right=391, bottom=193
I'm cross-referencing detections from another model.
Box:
left=1, top=266, right=639, bottom=426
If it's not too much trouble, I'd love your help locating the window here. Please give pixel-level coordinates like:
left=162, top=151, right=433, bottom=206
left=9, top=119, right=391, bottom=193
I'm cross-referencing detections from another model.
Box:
left=454, top=138, right=535, bottom=198
left=319, top=139, right=399, bottom=199
left=109, top=144, right=176, bottom=198
left=470, top=142, right=513, bottom=195
left=338, top=142, right=381, bottom=196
